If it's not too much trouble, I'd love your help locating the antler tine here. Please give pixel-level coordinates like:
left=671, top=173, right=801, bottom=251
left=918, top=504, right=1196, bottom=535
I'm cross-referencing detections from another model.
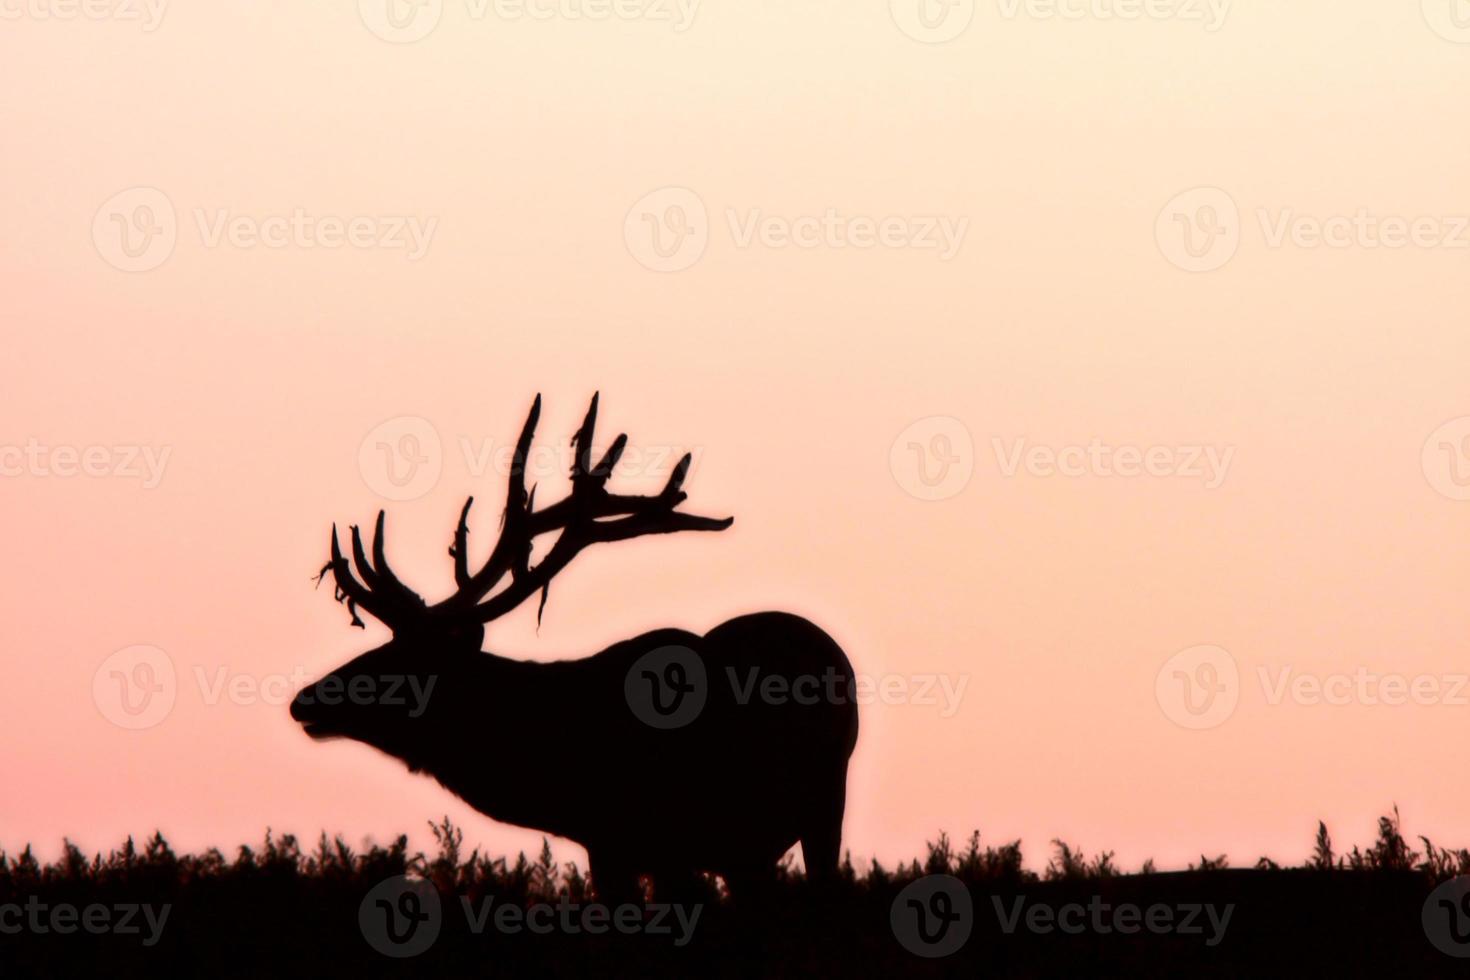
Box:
left=432, top=396, right=542, bottom=616
left=368, top=510, right=424, bottom=609
left=662, top=452, right=694, bottom=500
left=349, top=524, right=381, bottom=590
left=424, top=395, right=733, bottom=628
left=319, top=511, right=427, bottom=630
left=323, top=524, right=373, bottom=628
left=570, top=392, right=600, bottom=480
left=449, top=498, right=474, bottom=589
left=593, top=433, right=628, bottom=480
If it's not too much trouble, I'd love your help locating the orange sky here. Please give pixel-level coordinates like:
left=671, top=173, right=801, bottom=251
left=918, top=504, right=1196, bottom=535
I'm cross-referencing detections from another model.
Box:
left=2, top=2, right=1469, bottom=872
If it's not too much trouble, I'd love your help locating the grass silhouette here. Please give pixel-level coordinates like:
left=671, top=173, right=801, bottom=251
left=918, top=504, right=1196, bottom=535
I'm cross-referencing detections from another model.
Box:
left=2, top=810, right=1467, bottom=977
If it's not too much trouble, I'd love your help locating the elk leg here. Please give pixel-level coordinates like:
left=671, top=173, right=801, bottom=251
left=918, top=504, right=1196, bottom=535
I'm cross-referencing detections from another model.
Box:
left=588, top=849, right=643, bottom=908
left=799, top=764, right=848, bottom=886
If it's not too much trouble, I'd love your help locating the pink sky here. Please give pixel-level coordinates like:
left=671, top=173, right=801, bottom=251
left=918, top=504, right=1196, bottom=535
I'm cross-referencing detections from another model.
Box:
left=3, top=3, right=1469, bottom=872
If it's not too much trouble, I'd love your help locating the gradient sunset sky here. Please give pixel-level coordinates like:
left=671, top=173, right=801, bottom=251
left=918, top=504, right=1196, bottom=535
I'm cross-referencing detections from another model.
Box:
left=3, top=2, right=1469, bottom=873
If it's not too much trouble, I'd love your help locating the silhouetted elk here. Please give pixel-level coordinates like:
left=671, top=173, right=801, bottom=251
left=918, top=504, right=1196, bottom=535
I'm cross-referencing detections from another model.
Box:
left=291, top=395, right=859, bottom=903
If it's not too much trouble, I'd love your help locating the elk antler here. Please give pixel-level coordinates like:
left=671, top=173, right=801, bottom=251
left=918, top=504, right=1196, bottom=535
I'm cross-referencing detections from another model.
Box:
left=321, top=394, right=732, bottom=630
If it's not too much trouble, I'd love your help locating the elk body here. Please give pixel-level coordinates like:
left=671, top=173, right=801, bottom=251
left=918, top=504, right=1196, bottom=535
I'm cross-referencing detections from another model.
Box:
left=290, top=396, right=858, bottom=901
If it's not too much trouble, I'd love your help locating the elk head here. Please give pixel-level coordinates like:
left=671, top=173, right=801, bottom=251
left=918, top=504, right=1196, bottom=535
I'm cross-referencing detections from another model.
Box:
left=288, top=394, right=733, bottom=757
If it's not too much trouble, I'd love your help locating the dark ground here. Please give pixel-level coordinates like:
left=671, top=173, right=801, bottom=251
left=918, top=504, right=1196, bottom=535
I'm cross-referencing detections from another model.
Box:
left=3, top=816, right=1468, bottom=978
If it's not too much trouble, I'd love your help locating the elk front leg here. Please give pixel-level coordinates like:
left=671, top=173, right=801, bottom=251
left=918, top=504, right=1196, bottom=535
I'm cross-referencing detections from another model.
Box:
left=588, top=849, right=643, bottom=908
